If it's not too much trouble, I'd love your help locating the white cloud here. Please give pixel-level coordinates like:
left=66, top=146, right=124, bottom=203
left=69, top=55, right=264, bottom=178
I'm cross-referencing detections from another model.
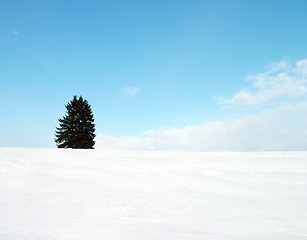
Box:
left=220, top=60, right=307, bottom=107
left=96, top=59, right=307, bottom=151
left=123, top=86, right=141, bottom=97
left=296, top=59, right=307, bottom=77
left=96, top=101, right=307, bottom=151
left=266, top=59, right=290, bottom=73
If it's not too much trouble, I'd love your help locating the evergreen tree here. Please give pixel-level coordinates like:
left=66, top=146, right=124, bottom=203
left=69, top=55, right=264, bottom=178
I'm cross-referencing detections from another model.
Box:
left=55, top=95, right=96, bottom=149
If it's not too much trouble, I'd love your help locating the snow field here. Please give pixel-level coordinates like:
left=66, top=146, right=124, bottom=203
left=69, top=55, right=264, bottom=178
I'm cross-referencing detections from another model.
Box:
left=0, top=149, right=307, bottom=239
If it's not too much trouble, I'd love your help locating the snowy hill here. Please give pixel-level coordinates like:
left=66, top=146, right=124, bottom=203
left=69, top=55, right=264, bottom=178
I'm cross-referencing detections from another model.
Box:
left=0, top=148, right=306, bottom=239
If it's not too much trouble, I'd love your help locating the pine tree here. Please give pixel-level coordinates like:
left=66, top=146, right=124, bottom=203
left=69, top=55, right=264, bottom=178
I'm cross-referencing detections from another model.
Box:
left=55, top=95, right=96, bottom=149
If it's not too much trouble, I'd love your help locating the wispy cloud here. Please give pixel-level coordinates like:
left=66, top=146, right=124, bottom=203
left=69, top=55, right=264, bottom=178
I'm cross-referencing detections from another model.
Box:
left=123, top=85, right=141, bottom=97
left=218, top=59, right=307, bottom=107
left=97, top=59, right=307, bottom=151
left=11, top=29, right=19, bottom=35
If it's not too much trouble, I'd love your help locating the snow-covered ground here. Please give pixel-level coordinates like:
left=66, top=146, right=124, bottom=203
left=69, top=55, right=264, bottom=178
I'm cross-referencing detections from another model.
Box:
left=0, top=148, right=306, bottom=240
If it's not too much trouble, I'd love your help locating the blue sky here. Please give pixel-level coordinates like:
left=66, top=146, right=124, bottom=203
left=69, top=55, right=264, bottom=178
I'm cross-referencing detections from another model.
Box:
left=1, top=0, right=307, bottom=150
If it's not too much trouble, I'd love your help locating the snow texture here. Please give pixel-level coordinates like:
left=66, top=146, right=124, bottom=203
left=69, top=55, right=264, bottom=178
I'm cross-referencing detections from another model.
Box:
left=0, top=148, right=306, bottom=239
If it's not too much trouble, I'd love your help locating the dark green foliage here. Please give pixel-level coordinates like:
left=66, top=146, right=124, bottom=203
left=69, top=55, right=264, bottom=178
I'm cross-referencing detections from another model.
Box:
left=55, top=95, right=96, bottom=149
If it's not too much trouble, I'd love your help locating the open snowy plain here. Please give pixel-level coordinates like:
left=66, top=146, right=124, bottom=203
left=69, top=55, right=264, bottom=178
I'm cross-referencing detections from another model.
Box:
left=0, top=148, right=306, bottom=240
